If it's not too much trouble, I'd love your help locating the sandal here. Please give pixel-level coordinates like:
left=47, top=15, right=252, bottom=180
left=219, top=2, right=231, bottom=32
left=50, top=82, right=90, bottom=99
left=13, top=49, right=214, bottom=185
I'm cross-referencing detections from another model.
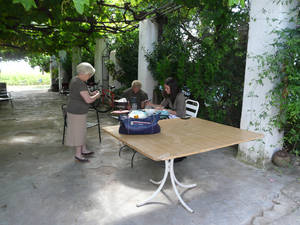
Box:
left=81, top=151, right=94, bottom=156
left=74, top=156, right=89, bottom=162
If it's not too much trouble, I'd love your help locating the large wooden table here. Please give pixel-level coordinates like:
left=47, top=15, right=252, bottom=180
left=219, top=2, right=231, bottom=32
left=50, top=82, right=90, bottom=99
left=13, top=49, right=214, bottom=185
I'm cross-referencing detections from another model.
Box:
left=103, top=118, right=263, bottom=212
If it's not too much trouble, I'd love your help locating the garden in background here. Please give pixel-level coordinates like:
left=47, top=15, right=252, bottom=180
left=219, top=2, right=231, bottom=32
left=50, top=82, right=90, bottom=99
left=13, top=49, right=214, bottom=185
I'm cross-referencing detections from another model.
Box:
left=0, top=59, right=51, bottom=87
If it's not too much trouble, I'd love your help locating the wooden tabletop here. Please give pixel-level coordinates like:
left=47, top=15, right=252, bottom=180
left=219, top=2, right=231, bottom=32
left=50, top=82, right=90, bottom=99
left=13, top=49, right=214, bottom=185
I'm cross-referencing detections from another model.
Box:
left=103, top=118, right=264, bottom=161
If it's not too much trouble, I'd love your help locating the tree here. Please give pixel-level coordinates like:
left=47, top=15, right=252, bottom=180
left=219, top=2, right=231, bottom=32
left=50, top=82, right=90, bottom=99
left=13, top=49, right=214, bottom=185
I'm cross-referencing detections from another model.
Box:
left=26, top=54, right=51, bottom=74
left=1, top=0, right=246, bottom=61
left=107, top=30, right=139, bottom=87
left=0, top=1, right=180, bottom=59
left=146, top=0, right=249, bottom=127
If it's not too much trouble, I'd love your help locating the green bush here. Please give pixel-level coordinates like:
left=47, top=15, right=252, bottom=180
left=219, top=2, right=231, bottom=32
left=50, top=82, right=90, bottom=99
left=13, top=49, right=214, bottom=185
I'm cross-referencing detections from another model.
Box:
left=108, top=30, right=139, bottom=87
left=146, top=2, right=249, bottom=127
left=26, top=54, right=51, bottom=73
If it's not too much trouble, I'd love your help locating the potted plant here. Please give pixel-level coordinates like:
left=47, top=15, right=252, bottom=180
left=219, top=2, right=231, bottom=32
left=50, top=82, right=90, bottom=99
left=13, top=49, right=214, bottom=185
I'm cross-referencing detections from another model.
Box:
left=272, top=148, right=291, bottom=168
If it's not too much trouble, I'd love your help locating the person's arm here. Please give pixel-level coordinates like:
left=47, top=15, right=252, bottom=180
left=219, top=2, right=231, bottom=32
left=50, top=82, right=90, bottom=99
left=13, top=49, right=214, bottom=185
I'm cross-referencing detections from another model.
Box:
left=173, top=93, right=186, bottom=117
left=121, top=88, right=130, bottom=99
left=80, top=91, right=100, bottom=104
left=142, top=98, right=152, bottom=108
left=148, top=97, right=167, bottom=110
left=147, top=102, right=163, bottom=109
left=166, top=109, right=177, bottom=115
left=140, top=92, right=149, bottom=109
left=120, top=89, right=131, bottom=109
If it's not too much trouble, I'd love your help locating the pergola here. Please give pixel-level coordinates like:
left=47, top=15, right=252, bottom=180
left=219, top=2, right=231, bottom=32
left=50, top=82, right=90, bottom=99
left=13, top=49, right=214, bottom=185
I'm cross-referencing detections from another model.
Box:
left=0, top=0, right=298, bottom=167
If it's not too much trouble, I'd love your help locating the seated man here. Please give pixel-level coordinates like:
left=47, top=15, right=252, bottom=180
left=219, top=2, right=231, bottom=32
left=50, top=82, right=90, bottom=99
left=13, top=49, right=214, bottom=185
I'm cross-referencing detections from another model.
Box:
left=122, top=80, right=148, bottom=110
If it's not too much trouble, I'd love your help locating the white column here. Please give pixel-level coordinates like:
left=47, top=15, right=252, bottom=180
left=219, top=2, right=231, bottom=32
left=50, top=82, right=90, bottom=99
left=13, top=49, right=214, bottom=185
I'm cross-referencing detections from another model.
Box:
left=238, top=0, right=298, bottom=167
left=138, top=19, right=158, bottom=100
left=72, top=47, right=81, bottom=77
left=94, top=38, right=106, bottom=84
left=49, top=55, right=58, bottom=91
left=109, top=50, right=122, bottom=89
left=58, top=50, right=67, bottom=92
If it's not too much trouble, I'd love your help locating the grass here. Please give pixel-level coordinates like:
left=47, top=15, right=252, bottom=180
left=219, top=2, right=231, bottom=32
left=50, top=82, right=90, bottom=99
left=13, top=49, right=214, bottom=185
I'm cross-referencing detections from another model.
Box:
left=0, top=72, right=51, bottom=85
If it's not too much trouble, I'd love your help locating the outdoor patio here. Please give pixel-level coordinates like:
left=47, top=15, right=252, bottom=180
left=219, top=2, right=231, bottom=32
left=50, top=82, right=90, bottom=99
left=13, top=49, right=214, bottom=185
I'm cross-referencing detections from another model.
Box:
left=0, top=89, right=299, bottom=225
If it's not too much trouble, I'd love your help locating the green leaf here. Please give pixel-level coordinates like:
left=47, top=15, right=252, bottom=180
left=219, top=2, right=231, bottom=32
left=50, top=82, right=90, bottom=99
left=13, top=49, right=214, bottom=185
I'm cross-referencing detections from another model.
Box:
left=73, top=0, right=89, bottom=14
left=240, top=0, right=245, bottom=7
left=228, top=0, right=245, bottom=7
left=13, top=0, right=37, bottom=11
left=229, top=0, right=235, bottom=6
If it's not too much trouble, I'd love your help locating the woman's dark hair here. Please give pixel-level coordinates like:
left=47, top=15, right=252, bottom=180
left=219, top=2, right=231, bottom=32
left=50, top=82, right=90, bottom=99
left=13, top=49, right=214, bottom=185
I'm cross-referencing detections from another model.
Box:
left=164, top=77, right=181, bottom=103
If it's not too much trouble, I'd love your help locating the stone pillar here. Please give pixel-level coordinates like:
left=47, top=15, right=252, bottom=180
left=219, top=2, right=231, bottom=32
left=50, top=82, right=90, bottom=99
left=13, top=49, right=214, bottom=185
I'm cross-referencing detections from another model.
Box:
left=72, top=47, right=81, bottom=77
left=238, top=0, right=298, bottom=168
left=58, top=50, right=67, bottom=92
left=109, top=50, right=122, bottom=89
left=138, top=19, right=158, bottom=100
left=49, top=55, right=58, bottom=91
left=94, top=38, right=106, bottom=84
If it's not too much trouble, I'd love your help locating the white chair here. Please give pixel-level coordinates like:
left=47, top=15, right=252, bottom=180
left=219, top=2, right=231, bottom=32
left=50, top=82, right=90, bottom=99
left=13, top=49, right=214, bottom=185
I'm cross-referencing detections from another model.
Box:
left=185, top=99, right=199, bottom=118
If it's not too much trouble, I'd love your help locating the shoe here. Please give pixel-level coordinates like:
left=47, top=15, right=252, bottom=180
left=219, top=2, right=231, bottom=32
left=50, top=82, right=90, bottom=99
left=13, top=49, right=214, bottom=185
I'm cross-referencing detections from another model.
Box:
left=174, top=157, right=186, bottom=163
left=81, top=151, right=94, bottom=156
left=74, top=156, right=89, bottom=162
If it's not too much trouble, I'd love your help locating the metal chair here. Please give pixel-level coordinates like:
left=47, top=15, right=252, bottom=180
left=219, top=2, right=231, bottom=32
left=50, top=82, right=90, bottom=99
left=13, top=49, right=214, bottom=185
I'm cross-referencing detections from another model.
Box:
left=119, top=145, right=137, bottom=168
left=185, top=99, right=199, bottom=118
left=0, top=82, right=13, bottom=108
left=61, top=104, right=101, bottom=144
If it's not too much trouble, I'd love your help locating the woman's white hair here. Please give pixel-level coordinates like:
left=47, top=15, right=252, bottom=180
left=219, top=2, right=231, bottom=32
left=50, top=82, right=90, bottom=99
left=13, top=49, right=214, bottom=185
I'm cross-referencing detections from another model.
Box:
left=76, top=62, right=95, bottom=76
left=131, top=80, right=142, bottom=88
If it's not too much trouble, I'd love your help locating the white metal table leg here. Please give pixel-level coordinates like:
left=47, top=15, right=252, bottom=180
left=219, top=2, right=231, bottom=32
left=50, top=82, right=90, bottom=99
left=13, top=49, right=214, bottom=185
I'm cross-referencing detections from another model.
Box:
left=149, top=179, right=162, bottom=185
left=137, top=159, right=197, bottom=213
left=170, top=160, right=195, bottom=213
left=171, top=160, right=197, bottom=189
left=174, top=175, right=197, bottom=189
left=136, top=160, right=170, bottom=207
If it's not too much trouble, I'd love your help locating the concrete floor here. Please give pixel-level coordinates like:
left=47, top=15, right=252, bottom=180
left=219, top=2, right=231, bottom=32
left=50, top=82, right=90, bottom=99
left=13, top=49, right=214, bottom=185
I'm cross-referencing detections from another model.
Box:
left=0, top=89, right=299, bottom=225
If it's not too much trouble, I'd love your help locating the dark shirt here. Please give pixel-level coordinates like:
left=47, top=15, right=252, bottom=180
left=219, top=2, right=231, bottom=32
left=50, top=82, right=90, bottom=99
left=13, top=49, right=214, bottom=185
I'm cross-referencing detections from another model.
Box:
left=161, top=92, right=186, bottom=117
left=67, top=77, right=89, bottom=114
left=122, top=88, right=148, bottom=109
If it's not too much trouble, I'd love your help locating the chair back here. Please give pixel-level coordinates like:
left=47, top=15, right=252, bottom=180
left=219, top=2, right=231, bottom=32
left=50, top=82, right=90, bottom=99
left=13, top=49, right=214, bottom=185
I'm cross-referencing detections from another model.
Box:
left=61, top=104, right=67, bottom=117
left=185, top=99, right=199, bottom=118
left=0, top=82, right=9, bottom=98
left=61, top=104, right=68, bottom=126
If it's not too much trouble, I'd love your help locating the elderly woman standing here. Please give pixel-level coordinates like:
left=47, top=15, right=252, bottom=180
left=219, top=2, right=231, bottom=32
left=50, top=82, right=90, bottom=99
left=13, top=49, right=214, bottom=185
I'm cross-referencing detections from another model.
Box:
left=65, top=62, right=100, bottom=162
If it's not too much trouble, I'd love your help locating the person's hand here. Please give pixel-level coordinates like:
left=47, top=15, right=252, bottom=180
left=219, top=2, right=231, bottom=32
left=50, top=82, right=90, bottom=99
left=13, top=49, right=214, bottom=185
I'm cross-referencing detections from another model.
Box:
left=144, top=100, right=151, bottom=106
left=155, top=106, right=163, bottom=110
left=94, top=91, right=100, bottom=98
left=167, top=109, right=176, bottom=115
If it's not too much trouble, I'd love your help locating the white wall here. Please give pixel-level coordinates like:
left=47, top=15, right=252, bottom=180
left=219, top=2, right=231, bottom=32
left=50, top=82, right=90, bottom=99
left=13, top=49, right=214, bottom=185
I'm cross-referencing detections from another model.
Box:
left=49, top=55, right=57, bottom=89
left=58, top=50, right=67, bottom=91
left=238, top=0, right=298, bottom=167
left=138, top=19, right=158, bottom=100
left=109, top=50, right=122, bottom=89
left=94, top=38, right=106, bottom=84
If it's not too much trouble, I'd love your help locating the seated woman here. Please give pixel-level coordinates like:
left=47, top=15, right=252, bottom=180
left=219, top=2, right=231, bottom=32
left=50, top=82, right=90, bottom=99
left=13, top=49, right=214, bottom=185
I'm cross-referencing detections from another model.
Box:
left=150, top=77, right=186, bottom=118
left=149, top=77, right=187, bottom=163
left=65, top=62, right=100, bottom=162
